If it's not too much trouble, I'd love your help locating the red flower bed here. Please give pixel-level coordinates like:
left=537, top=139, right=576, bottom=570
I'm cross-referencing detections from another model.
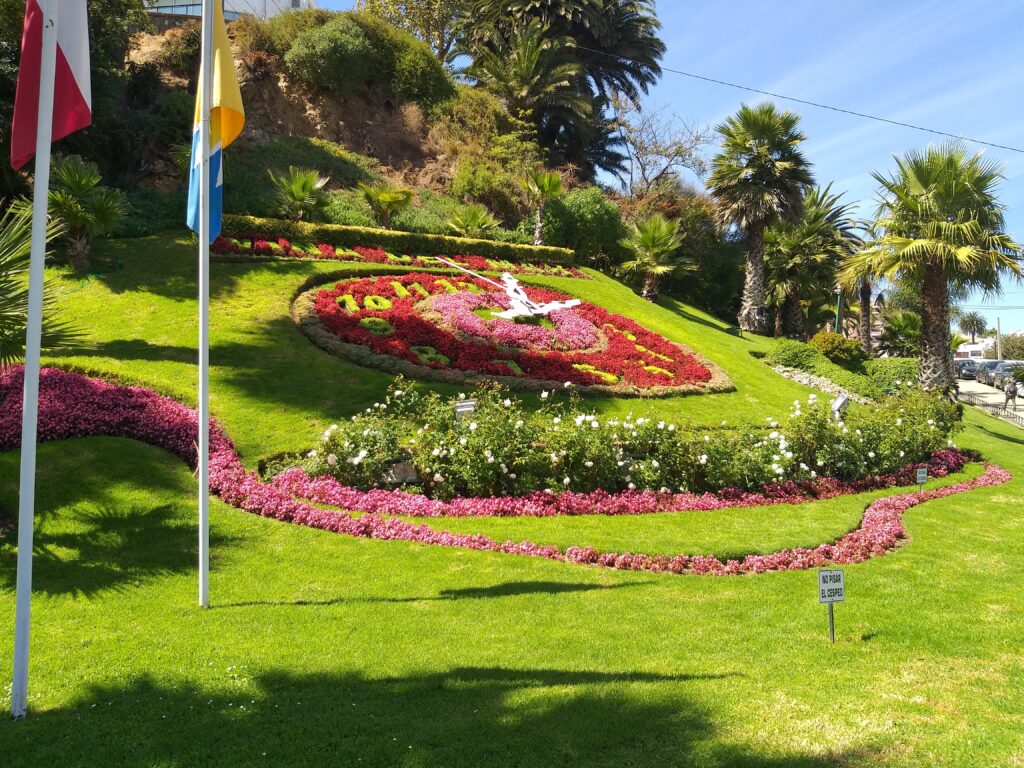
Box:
left=0, top=368, right=1010, bottom=577
left=211, top=235, right=587, bottom=278
left=312, top=274, right=717, bottom=392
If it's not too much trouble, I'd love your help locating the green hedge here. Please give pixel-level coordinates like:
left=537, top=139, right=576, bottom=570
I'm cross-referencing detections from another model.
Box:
left=765, top=339, right=882, bottom=399
left=221, top=214, right=576, bottom=264
left=864, top=358, right=920, bottom=392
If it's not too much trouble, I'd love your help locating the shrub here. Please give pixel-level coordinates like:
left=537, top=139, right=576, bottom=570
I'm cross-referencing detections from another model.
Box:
left=268, top=166, right=330, bottom=222
left=284, top=16, right=375, bottom=97
left=809, top=331, right=867, bottom=369
left=265, top=8, right=336, bottom=56
left=157, top=19, right=202, bottom=81
left=220, top=214, right=576, bottom=263
left=450, top=154, right=524, bottom=224
left=323, top=190, right=377, bottom=227
left=48, top=155, right=128, bottom=272
left=766, top=339, right=882, bottom=399
left=446, top=204, right=500, bottom=239
left=543, top=187, right=626, bottom=266
left=231, top=13, right=274, bottom=57
left=304, top=382, right=961, bottom=496
left=358, top=182, right=414, bottom=228
left=865, top=358, right=920, bottom=392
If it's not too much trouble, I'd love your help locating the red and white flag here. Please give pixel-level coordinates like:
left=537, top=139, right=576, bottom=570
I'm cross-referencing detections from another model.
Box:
left=9, top=0, right=91, bottom=169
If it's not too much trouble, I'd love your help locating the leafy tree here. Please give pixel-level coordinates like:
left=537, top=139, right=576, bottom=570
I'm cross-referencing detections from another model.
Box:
left=958, top=310, right=987, bottom=343
left=445, top=203, right=500, bottom=238
left=765, top=185, right=860, bottom=339
left=268, top=166, right=330, bottom=223
left=47, top=156, right=128, bottom=272
left=878, top=310, right=922, bottom=358
left=0, top=201, right=84, bottom=365
left=618, top=214, right=692, bottom=301
left=841, top=142, right=1023, bottom=391
left=707, top=102, right=814, bottom=335
left=356, top=0, right=464, bottom=60
left=358, top=182, right=414, bottom=229
left=517, top=169, right=564, bottom=245
left=462, top=21, right=589, bottom=124
left=985, top=335, right=1024, bottom=361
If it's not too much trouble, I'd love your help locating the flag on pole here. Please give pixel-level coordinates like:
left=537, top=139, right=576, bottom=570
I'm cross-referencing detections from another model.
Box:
left=186, top=2, right=244, bottom=241
left=9, top=0, right=91, bottom=169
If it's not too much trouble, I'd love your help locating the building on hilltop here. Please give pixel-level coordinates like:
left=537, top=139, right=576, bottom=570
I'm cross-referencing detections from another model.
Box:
left=146, top=1, right=317, bottom=27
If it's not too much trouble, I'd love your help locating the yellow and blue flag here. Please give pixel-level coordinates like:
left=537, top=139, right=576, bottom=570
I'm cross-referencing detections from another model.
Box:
left=186, top=2, right=244, bottom=241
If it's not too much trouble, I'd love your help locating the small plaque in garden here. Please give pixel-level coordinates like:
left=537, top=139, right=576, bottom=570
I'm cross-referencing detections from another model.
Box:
left=383, top=462, right=419, bottom=484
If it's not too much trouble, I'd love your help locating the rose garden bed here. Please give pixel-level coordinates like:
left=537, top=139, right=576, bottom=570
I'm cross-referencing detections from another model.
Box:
left=0, top=367, right=1008, bottom=577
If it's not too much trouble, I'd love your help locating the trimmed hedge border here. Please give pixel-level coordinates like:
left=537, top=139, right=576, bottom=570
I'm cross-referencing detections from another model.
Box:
left=221, top=214, right=576, bottom=264
left=290, top=278, right=735, bottom=398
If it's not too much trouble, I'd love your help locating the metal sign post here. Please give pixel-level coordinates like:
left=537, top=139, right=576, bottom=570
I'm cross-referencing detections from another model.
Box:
left=818, top=569, right=845, bottom=644
left=916, top=467, right=928, bottom=491
left=455, top=399, right=477, bottom=420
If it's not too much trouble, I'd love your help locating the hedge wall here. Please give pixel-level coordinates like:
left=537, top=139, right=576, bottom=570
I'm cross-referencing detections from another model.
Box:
left=221, top=215, right=576, bottom=264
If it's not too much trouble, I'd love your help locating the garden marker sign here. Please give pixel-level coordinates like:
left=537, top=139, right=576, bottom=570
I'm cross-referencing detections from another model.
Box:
left=818, top=569, right=845, bottom=644
left=916, top=467, right=928, bottom=489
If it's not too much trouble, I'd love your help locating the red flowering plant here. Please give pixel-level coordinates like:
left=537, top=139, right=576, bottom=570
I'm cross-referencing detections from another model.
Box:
left=210, top=234, right=587, bottom=278
left=298, top=274, right=732, bottom=396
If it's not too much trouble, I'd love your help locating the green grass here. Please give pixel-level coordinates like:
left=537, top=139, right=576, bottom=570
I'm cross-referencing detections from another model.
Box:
left=1, top=235, right=1023, bottom=766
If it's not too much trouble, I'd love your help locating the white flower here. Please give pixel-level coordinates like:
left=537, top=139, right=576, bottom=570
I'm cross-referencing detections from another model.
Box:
left=868, top=451, right=876, bottom=459
left=503, top=399, right=512, bottom=407
left=563, top=477, right=571, bottom=486
left=591, top=421, right=599, bottom=429
left=668, top=424, right=675, bottom=432
left=458, top=393, right=466, bottom=399
left=540, top=390, right=549, bottom=399
left=326, top=454, right=338, bottom=467
left=584, top=461, right=594, bottom=468
left=899, top=450, right=905, bottom=457
left=769, top=431, right=779, bottom=439
left=550, top=453, right=559, bottom=464
left=553, top=417, right=561, bottom=424
left=393, top=390, right=404, bottom=397
left=509, top=473, right=517, bottom=479
left=704, top=435, right=711, bottom=442
left=431, top=448, right=440, bottom=457
left=469, top=422, right=478, bottom=431
left=699, top=454, right=708, bottom=465
left=628, top=482, right=636, bottom=490
left=896, top=418, right=903, bottom=426
left=800, top=463, right=809, bottom=471
left=651, top=460, right=660, bottom=468
left=307, top=450, right=317, bottom=458
left=459, top=437, right=468, bottom=445
left=564, top=381, right=573, bottom=388
left=811, top=470, right=817, bottom=478
left=432, top=473, right=445, bottom=483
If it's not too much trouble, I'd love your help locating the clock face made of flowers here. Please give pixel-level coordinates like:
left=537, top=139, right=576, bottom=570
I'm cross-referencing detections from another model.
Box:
left=298, top=273, right=732, bottom=396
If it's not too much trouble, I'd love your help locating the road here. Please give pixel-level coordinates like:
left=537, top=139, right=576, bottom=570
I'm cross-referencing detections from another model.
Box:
left=958, top=377, right=1024, bottom=428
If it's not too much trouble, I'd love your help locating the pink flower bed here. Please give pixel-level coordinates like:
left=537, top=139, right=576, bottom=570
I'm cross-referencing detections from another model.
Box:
left=0, top=367, right=1010, bottom=576
left=427, top=292, right=601, bottom=351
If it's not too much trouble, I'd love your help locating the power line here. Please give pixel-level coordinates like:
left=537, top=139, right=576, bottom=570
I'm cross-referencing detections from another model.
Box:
left=574, top=46, right=1024, bottom=155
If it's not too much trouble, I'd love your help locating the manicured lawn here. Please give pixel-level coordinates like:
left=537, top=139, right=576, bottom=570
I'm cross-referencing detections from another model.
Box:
left=0, top=236, right=1022, bottom=766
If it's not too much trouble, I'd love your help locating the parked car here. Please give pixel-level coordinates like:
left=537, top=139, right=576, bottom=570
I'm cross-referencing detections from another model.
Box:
left=992, top=361, right=1023, bottom=389
left=957, top=359, right=979, bottom=379
left=976, top=360, right=1003, bottom=386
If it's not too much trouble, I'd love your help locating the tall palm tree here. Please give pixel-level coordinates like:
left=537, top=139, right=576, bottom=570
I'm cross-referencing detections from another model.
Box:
left=765, top=184, right=860, bottom=339
left=461, top=21, right=590, bottom=124
left=958, top=310, right=987, bottom=343
left=707, top=102, right=814, bottom=334
left=878, top=310, right=922, bottom=358
left=0, top=201, right=84, bottom=365
left=518, top=169, right=564, bottom=245
left=841, top=142, right=1023, bottom=391
left=618, top=214, right=692, bottom=301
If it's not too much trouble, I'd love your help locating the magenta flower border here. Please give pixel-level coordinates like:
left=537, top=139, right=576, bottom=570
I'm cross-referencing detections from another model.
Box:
left=1, top=367, right=1010, bottom=577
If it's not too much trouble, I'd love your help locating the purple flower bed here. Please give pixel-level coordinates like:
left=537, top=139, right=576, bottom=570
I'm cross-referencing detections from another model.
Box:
left=0, top=367, right=1010, bottom=576
left=427, top=293, right=601, bottom=351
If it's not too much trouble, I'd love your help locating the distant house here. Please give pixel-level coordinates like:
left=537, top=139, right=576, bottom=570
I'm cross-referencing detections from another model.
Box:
left=955, top=339, right=995, bottom=359
left=146, top=1, right=317, bottom=29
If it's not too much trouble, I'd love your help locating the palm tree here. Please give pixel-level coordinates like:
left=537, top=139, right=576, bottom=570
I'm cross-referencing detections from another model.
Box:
left=958, top=310, right=987, bottom=343
left=950, top=332, right=969, bottom=354
left=618, top=214, right=692, bottom=301
left=47, top=155, right=128, bottom=272
left=878, top=310, right=922, bottom=357
left=358, top=183, right=414, bottom=229
left=765, top=184, right=860, bottom=339
left=840, top=142, right=1023, bottom=391
left=268, top=166, right=330, bottom=223
left=707, top=102, right=814, bottom=334
left=0, top=201, right=85, bottom=365
left=446, top=203, right=500, bottom=239
left=518, top=169, right=564, bottom=245
left=461, top=21, right=590, bottom=124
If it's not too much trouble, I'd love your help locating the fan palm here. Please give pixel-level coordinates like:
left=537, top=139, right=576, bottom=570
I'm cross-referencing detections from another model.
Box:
left=707, top=102, right=814, bottom=334
left=446, top=203, right=500, bottom=239
left=461, top=21, right=590, bottom=124
left=765, top=184, right=860, bottom=339
left=618, top=214, right=692, bottom=301
left=840, top=142, right=1023, bottom=391
left=518, top=169, right=564, bottom=245
left=268, top=166, right=330, bottom=223
left=0, top=201, right=85, bottom=366
left=47, top=155, right=128, bottom=273
left=958, top=310, right=987, bottom=343
left=878, top=310, right=922, bottom=357
left=357, top=183, right=415, bottom=229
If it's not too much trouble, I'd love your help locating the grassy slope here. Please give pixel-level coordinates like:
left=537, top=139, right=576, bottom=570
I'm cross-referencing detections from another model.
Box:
left=0, top=236, right=1021, bottom=766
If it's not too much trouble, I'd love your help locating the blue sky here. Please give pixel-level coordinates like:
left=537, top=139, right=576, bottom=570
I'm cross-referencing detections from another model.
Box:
left=323, top=0, right=1024, bottom=331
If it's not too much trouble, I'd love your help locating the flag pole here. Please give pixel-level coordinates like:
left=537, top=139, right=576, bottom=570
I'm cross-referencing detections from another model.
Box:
left=197, top=0, right=213, bottom=609
left=11, top=0, right=59, bottom=720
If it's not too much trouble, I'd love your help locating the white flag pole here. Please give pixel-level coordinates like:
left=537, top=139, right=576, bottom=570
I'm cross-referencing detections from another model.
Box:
left=11, top=0, right=59, bottom=720
left=197, top=0, right=213, bottom=609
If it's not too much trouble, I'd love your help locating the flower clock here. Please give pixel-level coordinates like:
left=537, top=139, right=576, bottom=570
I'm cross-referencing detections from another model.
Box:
left=296, top=274, right=733, bottom=395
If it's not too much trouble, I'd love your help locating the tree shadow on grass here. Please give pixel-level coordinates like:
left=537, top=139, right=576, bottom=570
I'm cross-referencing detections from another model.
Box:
left=218, top=579, right=654, bottom=609
left=0, top=667, right=876, bottom=768
left=974, top=423, right=1024, bottom=446
left=0, top=438, right=242, bottom=596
